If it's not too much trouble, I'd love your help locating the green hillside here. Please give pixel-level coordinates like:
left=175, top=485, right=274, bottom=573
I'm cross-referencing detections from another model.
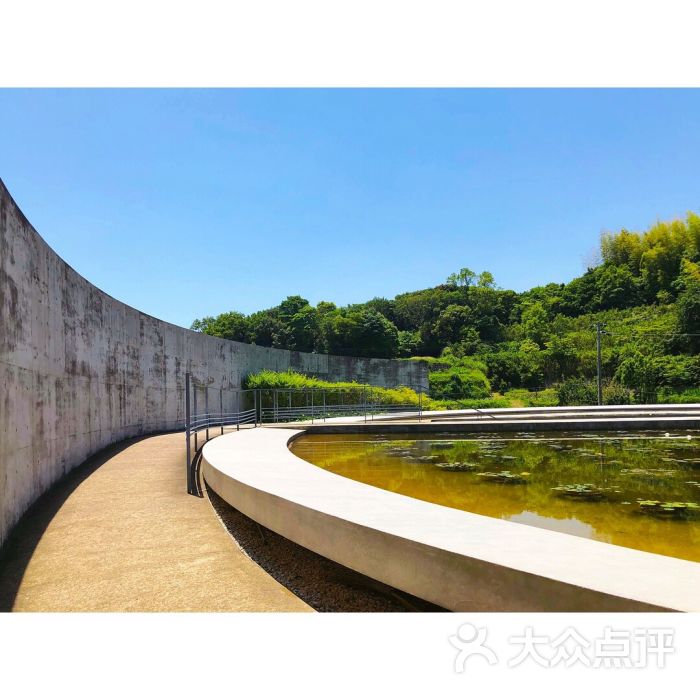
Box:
left=193, top=213, right=700, bottom=405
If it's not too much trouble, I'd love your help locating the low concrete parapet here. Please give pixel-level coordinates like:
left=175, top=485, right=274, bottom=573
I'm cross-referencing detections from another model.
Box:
left=202, top=427, right=700, bottom=612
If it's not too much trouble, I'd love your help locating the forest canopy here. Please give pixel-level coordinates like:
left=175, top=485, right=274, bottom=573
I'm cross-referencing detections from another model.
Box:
left=192, top=213, right=700, bottom=402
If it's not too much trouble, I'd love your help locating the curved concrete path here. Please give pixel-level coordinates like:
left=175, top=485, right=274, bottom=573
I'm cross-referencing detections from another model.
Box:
left=0, top=433, right=310, bottom=612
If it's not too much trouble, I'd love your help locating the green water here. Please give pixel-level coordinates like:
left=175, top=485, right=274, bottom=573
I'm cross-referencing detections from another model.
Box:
left=290, top=430, right=700, bottom=562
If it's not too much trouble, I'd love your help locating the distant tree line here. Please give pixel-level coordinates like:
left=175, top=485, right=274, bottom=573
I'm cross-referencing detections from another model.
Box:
left=191, top=212, right=700, bottom=401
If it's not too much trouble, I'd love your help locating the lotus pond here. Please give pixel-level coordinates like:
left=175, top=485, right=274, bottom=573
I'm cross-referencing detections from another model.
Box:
left=290, top=430, right=700, bottom=562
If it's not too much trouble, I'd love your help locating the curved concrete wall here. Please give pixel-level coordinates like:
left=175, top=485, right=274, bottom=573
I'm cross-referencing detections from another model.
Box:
left=0, top=178, right=427, bottom=546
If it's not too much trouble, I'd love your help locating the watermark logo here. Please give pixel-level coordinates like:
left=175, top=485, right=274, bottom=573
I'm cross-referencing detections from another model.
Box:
left=450, top=624, right=674, bottom=670
left=449, top=623, right=498, bottom=670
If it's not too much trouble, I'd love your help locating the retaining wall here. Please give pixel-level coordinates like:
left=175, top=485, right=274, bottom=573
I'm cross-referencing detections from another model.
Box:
left=0, top=178, right=427, bottom=546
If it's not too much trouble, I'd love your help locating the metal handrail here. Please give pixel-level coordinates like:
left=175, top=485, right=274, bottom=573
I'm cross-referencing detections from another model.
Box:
left=184, top=378, right=438, bottom=492
left=412, top=382, right=497, bottom=421
left=255, top=385, right=428, bottom=424
left=185, top=379, right=260, bottom=494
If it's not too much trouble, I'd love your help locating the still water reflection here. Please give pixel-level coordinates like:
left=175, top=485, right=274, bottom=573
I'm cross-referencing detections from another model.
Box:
left=291, top=431, right=700, bottom=562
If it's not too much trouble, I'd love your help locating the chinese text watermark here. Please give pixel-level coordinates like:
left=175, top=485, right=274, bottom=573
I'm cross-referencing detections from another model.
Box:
left=449, top=623, right=674, bottom=671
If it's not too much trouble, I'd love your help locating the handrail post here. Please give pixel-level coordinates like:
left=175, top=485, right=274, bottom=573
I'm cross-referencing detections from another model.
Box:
left=193, top=381, right=198, bottom=452
left=323, top=389, right=326, bottom=422
left=236, top=390, right=240, bottom=431
left=205, top=387, right=209, bottom=442
left=311, top=389, right=314, bottom=424
left=185, top=372, right=191, bottom=493
left=220, top=387, right=224, bottom=435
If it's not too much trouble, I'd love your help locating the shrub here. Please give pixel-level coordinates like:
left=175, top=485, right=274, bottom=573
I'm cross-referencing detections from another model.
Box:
left=429, top=367, right=491, bottom=400
left=602, top=381, right=633, bottom=405
left=557, top=378, right=633, bottom=406
left=503, top=388, right=558, bottom=407
left=409, top=353, right=491, bottom=400
left=557, top=378, right=598, bottom=406
left=243, top=369, right=423, bottom=408
left=657, top=388, right=700, bottom=404
left=426, top=397, right=510, bottom=410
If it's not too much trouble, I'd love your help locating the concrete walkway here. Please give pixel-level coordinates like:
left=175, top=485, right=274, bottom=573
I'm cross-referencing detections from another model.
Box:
left=0, top=433, right=311, bottom=612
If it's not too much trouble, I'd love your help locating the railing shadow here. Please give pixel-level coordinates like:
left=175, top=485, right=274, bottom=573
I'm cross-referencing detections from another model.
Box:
left=188, top=447, right=205, bottom=498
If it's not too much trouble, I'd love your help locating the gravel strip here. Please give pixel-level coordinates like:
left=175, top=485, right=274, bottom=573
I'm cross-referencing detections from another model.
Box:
left=206, top=484, right=444, bottom=612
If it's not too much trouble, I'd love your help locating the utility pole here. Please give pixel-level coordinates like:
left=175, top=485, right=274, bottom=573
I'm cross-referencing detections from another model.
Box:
left=594, top=322, right=606, bottom=406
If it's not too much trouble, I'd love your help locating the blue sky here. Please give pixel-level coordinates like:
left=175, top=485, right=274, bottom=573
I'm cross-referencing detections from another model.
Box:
left=1, top=89, right=699, bottom=328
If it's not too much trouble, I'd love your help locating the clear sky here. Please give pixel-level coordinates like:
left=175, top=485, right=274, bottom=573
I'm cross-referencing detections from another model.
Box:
left=1, top=89, right=699, bottom=329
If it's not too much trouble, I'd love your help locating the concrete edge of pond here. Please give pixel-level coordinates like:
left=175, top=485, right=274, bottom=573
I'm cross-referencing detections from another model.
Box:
left=201, top=427, right=700, bottom=612
left=295, top=416, right=700, bottom=433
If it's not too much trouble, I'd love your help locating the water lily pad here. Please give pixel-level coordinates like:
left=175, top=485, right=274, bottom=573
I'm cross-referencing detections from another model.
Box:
left=477, top=471, right=528, bottom=485
left=637, top=500, right=699, bottom=518
left=436, top=462, right=478, bottom=472
left=552, top=483, right=607, bottom=501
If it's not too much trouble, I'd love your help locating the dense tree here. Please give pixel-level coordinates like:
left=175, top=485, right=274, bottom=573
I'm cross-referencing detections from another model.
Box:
left=469, top=287, right=514, bottom=342
left=616, top=350, right=661, bottom=401
left=429, top=366, right=491, bottom=400
left=675, top=260, right=700, bottom=352
left=432, top=304, right=473, bottom=347
left=393, top=286, right=463, bottom=331
left=190, top=210, right=700, bottom=402
left=316, top=300, right=338, bottom=317
left=321, top=308, right=399, bottom=358
left=278, top=295, right=311, bottom=321
left=364, top=297, right=396, bottom=323
left=446, top=327, right=483, bottom=357
left=248, top=310, right=286, bottom=347
left=446, top=267, right=476, bottom=287
left=287, top=305, right=319, bottom=352
left=190, top=311, right=250, bottom=342
left=480, top=340, right=545, bottom=391
left=397, top=330, right=421, bottom=358
left=544, top=335, right=581, bottom=380
left=477, top=271, right=496, bottom=289
left=600, top=229, right=643, bottom=272
left=593, top=265, right=642, bottom=309
left=558, top=269, right=599, bottom=315
left=518, top=301, right=549, bottom=347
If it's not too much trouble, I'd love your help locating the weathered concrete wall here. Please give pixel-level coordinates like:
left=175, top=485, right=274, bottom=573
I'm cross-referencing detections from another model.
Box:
left=0, top=178, right=427, bottom=547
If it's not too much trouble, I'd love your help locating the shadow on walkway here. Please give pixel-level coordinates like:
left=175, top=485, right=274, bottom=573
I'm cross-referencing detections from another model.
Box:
left=0, top=436, right=153, bottom=612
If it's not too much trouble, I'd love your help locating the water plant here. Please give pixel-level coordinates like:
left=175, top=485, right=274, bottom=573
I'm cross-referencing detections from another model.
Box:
left=477, top=470, right=528, bottom=484
left=637, top=500, right=700, bottom=518
left=620, top=467, right=677, bottom=478
left=436, top=462, right=479, bottom=472
left=551, top=483, right=607, bottom=501
left=386, top=447, right=414, bottom=457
